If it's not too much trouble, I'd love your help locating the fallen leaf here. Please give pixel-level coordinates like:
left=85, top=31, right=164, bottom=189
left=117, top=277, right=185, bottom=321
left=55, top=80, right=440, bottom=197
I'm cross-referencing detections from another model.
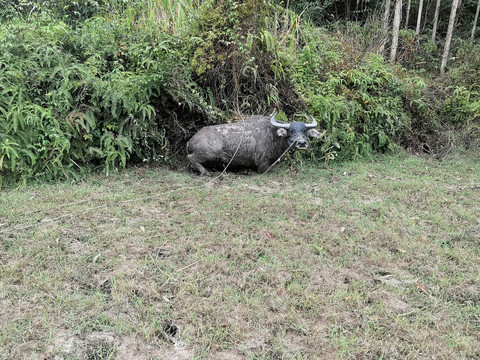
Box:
left=417, top=282, right=429, bottom=294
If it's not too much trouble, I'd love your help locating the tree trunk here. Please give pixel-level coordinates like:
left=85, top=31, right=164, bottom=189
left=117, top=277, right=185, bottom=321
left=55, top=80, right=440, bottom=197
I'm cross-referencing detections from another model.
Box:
left=355, top=0, right=360, bottom=21
left=454, top=0, right=463, bottom=29
left=378, top=0, right=392, bottom=54
left=441, top=0, right=460, bottom=76
left=382, top=0, right=392, bottom=30
left=416, top=0, right=425, bottom=35
left=405, top=0, right=412, bottom=29
left=432, top=0, right=442, bottom=42
left=471, top=0, right=480, bottom=41
left=390, top=0, right=403, bottom=63
left=422, top=0, right=433, bottom=33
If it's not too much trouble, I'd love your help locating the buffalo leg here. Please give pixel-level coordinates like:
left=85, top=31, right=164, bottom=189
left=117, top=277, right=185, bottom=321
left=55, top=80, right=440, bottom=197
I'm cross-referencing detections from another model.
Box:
left=187, top=153, right=212, bottom=177
left=255, top=153, right=270, bottom=174
left=257, top=163, right=269, bottom=174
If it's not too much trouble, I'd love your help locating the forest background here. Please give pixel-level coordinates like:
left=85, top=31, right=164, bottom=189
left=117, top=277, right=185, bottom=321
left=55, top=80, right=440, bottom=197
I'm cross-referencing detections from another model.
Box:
left=1, top=0, right=479, bottom=185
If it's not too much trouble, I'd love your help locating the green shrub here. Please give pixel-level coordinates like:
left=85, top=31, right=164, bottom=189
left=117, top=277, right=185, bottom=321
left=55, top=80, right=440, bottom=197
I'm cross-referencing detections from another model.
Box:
left=0, top=3, right=214, bottom=184
left=446, top=41, right=480, bottom=89
left=188, top=0, right=304, bottom=115
left=289, top=27, right=412, bottom=160
left=0, top=0, right=103, bottom=24
left=442, top=87, right=480, bottom=126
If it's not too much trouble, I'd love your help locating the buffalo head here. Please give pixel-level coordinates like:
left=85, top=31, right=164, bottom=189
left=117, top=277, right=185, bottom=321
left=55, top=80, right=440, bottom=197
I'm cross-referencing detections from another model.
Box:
left=270, top=112, right=321, bottom=150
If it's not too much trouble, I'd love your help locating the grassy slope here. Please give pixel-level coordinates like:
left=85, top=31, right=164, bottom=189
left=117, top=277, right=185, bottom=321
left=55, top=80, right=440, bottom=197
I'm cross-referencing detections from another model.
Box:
left=1, top=152, right=479, bottom=359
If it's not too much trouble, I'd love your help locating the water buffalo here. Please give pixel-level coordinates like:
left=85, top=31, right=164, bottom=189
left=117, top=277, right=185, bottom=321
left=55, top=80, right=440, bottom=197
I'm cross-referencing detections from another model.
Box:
left=187, top=113, right=321, bottom=176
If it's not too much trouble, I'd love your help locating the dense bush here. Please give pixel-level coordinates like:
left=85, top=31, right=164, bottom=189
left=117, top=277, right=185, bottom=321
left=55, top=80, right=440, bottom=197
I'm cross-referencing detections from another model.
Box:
left=0, top=0, right=478, bottom=185
left=0, top=2, right=214, bottom=185
left=288, top=27, right=411, bottom=160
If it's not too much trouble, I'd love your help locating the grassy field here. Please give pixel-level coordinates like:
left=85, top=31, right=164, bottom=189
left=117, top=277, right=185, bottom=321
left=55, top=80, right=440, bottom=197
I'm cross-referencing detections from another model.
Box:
left=1, top=151, right=479, bottom=359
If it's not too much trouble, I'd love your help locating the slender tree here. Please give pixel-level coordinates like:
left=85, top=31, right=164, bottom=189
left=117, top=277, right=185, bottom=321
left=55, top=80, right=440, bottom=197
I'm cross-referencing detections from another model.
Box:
left=432, top=0, right=442, bottom=42
left=405, top=0, right=412, bottom=29
left=416, top=0, right=425, bottom=35
left=454, top=0, right=463, bottom=29
left=472, top=0, right=480, bottom=41
left=378, top=0, right=392, bottom=54
left=441, top=0, right=460, bottom=76
left=382, top=0, right=392, bottom=30
left=390, top=0, right=403, bottom=63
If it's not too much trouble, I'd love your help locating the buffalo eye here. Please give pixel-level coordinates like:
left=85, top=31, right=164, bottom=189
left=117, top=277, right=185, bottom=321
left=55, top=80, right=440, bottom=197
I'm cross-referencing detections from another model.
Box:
left=306, top=129, right=322, bottom=138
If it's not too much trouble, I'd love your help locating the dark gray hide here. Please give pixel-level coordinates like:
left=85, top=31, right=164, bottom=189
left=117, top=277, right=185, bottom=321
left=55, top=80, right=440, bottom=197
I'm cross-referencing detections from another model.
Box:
left=187, top=114, right=320, bottom=176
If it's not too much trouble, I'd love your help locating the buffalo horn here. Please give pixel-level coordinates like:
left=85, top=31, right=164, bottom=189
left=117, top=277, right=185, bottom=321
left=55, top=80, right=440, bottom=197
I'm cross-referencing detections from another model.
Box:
left=305, top=115, right=318, bottom=129
left=270, top=112, right=290, bottom=129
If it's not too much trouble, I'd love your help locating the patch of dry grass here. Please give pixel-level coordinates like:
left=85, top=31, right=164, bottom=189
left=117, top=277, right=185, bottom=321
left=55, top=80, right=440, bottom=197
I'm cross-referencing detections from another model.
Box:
left=1, top=152, right=479, bottom=359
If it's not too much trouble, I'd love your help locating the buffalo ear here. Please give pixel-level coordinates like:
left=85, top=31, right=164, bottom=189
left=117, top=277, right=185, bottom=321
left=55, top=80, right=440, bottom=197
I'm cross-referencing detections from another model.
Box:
left=307, top=129, right=322, bottom=139
left=276, top=128, right=288, bottom=137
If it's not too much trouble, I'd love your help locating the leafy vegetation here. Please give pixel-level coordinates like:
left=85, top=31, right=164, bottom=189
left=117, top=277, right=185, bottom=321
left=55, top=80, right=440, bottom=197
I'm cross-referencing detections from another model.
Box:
left=0, top=0, right=479, bottom=185
left=0, top=0, right=211, bottom=185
